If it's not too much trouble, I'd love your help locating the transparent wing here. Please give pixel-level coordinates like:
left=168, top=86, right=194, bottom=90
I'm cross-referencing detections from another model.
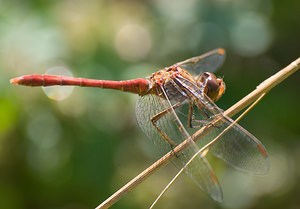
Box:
left=208, top=119, right=269, bottom=174
left=176, top=142, right=223, bottom=202
left=136, top=92, right=222, bottom=201
left=175, top=75, right=270, bottom=174
left=176, top=48, right=226, bottom=75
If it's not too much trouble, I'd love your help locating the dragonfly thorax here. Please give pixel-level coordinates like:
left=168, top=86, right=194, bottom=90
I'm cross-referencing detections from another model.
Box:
left=146, top=66, right=225, bottom=104
left=148, top=67, right=195, bottom=102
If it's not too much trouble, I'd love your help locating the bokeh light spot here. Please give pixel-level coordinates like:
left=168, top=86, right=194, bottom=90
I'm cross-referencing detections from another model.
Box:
left=230, top=14, right=272, bottom=57
left=27, top=111, right=61, bottom=149
left=25, top=110, right=71, bottom=175
left=42, top=66, right=74, bottom=101
left=114, top=24, right=151, bottom=62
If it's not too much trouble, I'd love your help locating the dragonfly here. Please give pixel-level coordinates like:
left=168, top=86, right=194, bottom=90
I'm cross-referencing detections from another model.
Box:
left=10, top=48, right=269, bottom=202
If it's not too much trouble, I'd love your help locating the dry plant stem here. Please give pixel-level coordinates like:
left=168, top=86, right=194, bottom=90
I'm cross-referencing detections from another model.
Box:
left=95, top=57, right=300, bottom=209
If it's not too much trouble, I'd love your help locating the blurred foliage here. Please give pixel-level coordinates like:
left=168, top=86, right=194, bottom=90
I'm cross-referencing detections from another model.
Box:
left=0, top=0, right=300, bottom=209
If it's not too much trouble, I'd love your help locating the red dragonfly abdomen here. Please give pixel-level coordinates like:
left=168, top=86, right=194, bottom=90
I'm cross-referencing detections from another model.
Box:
left=10, top=75, right=150, bottom=95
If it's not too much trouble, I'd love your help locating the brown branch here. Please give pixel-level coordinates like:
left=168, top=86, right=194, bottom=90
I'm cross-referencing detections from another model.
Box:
left=95, top=57, right=300, bottom=209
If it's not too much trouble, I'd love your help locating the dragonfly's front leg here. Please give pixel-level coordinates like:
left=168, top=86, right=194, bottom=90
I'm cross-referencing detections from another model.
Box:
left=151, top=101, right=184, bottom=149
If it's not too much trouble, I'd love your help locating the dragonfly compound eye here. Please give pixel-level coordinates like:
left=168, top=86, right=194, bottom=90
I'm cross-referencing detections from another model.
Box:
left=199, top=72, right=224, bottom=102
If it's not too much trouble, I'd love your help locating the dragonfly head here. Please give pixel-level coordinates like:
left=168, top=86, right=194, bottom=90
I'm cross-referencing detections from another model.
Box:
left=198, top=72, right=225, bottom=102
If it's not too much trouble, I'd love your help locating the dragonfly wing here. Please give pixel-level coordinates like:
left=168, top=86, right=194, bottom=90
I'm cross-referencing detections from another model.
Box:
left=136, top=92, right=222, bottom=201
left=175, top=75, right=270, bottom=174
left=173, top=144, right=223, bottom=202
left=176, top=48, right=226, bottom=75
left=136, top=93, right=187, bottom=155
left=208, top=117, right=270, bottom=174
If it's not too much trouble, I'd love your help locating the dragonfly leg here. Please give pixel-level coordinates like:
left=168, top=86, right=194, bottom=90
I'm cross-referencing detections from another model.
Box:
left=188, top=101, right=221, bottom=129
left=151, top=101, right=185, bottom=152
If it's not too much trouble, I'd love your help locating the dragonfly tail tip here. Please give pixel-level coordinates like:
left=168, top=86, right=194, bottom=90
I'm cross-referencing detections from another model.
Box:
left=10, top=77, right=23, bottom=85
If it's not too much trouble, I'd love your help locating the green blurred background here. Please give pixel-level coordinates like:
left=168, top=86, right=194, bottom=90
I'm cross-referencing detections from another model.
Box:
left=1, top=0, right=299, bottom=208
